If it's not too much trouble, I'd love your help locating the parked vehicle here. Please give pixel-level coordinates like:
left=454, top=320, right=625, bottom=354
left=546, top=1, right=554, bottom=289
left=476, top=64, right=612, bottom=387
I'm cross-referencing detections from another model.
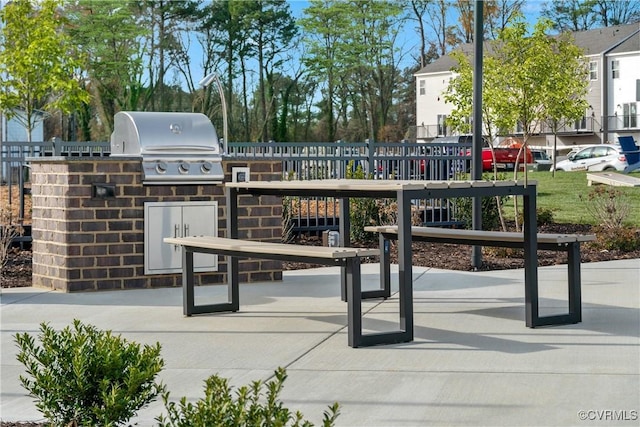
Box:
left=530, top=149, right=553, bottom=171
left=552, top=144, right=627, bottom=172
left=481, top=146, right=533, bottom=171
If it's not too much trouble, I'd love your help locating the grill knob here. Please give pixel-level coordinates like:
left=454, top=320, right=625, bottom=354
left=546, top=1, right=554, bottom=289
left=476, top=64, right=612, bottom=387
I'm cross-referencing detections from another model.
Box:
left=178, top=162, right=190, bottom=174
left=201, top=162, right=213, bottom=173
left=156, top=161, right=167, bottom=173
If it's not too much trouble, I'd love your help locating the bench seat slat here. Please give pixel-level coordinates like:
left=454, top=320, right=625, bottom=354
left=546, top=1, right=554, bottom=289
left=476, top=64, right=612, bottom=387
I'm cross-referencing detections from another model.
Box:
left=164, top=236, right=379, bottom=259
left=364, top=226, right=596, bottom=245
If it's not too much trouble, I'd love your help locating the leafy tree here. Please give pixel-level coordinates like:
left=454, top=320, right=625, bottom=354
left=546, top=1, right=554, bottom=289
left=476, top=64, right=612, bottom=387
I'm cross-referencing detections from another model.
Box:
left=484, top=0, right=527, bottom=39
left=425, top=0, right=459, bottom=56
left=139, top=0, right=200, bottom=112
left=300, top=0, right=350, bottom=142
left=246, top=0, right=297, bottom=142
left=408, top=0, right=431, bottom=68
left=66, top=0, right=151, bottom=137
left=542, top=0, right=599, bottom=31
left=197, top=0, right=255, bottom=142
left=490, top=19, right=589, bottom=153
left=445, top=18, right=589, bottom=226
left=543, top=0, right=640, bottom=31
left=447, top=18, right=588, bottom=155
left=587, top=0, right=640, bottom=27
left=302, top=0, right=403, bottom=142
left=0, top=0, right=89, bottom=142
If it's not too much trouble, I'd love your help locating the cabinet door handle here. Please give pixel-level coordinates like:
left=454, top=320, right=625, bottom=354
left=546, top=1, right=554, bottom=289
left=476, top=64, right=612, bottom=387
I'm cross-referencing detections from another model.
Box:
left=184, top=224, right=190, bottom=236
left=174, top=224, right=180, bottom=251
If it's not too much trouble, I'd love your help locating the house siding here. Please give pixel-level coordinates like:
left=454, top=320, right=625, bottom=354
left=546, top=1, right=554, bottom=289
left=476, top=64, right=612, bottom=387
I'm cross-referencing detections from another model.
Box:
left=415, top=23, right=640, bottom=149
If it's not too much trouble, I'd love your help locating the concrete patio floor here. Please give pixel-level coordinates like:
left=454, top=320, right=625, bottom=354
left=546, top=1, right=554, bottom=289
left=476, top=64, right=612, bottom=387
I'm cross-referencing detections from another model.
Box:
left=1, top=259, right=639, bottom=426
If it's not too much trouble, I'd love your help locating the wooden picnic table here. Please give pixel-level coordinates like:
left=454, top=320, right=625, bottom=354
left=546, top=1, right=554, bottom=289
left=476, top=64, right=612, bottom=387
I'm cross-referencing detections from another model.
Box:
left=225, top=179, right=542, bottom=347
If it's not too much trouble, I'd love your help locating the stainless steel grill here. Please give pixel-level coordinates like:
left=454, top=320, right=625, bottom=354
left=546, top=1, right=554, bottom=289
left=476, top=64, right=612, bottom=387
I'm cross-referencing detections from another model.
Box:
left=110, top=111, right=224, bottom=185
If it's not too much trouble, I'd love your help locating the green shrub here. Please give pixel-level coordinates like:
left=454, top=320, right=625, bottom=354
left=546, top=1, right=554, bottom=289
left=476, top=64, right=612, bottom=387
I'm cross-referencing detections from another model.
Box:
left=346, top=161, right=380, bottom=242
left=592, top=226, right=640, bottom=252
left=15, top=319, right=165, bottom=427
left=452, top=173, right=509, bottom=230
left=453, top=195, right=505, bottom=230
left=157, top=367, right=340, bottom=427
left=578, top=186, right=639, bottom=252
left=579, top=186, right=631, bottom=229
left=517, top=207, right=555, bottom=226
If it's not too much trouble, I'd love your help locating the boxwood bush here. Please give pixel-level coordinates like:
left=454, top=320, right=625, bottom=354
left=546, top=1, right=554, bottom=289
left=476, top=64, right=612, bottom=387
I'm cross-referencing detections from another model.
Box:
left=15, top=319, right=165, bottom=426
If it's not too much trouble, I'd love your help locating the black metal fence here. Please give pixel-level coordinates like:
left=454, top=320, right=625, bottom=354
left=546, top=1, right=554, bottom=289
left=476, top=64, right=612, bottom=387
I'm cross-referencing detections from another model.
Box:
left=1, top=139, right=472, bottom=236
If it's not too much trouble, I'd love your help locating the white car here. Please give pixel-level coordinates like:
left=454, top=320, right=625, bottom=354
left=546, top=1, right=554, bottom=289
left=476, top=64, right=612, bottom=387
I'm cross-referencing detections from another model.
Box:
left=553, top=144, right=627, bottom=172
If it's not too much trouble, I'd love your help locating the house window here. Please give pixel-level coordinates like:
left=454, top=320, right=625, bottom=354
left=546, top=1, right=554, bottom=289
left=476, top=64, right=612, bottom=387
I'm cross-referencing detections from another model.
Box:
left=589, top=61, right=597, bottom=80
left=437, top=114, right=447, bottom=136
left=419, top=80, right=426, bottom=96
left=622, top=103, right=637, bottom=128
left=612, top=60, right=620, bottom=79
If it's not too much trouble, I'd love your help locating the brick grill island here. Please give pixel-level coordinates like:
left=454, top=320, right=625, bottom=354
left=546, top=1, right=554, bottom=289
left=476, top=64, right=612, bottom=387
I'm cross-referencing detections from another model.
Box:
left=29, top=157, right=282, bottom=292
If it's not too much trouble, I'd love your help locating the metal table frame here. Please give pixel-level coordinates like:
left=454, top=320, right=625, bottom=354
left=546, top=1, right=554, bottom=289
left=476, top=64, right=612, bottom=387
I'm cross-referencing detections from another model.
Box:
left=226, top=179, right=541, bottom=346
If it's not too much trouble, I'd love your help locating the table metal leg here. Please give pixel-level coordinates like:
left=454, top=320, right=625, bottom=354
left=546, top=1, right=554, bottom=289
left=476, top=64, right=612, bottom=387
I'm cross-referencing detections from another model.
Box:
left=347, top=257, right=363, bottom=347
left=522, top=188, right=539, bottom=327
left=339, top=196, right=350, bottom=301
left=397, top=190, right=414, bottom=340
left=182, top=248, right=195, bottom=316
left=567, top=242, right=582, bottom=322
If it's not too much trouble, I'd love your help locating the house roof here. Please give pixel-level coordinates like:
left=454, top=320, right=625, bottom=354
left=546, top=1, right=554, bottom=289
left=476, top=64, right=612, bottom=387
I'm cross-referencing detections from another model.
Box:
left=575, top=23, right=639, bottom=56
left=415, top=22, right=640, bottom=75
left=609, top=25, right=640, bottom=55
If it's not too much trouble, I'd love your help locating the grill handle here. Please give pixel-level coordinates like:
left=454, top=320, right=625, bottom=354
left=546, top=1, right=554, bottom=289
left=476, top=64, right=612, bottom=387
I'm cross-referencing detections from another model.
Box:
left=143, top=146, right=218, bottom=152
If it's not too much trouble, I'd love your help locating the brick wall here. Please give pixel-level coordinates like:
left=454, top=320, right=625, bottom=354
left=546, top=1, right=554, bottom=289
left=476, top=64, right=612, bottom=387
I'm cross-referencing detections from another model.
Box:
left=30, top=158, right=282, bottom=292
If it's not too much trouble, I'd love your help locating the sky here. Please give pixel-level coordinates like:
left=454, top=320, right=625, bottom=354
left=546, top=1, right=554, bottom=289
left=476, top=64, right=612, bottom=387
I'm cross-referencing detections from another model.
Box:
left=187, top=0, right=545, bottom=90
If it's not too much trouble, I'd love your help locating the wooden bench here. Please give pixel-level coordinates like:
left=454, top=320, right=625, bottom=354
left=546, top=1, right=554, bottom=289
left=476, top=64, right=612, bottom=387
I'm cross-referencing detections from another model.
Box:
left=364, top=225, right=596, bottom=326
left=164, top=236, right=397, bottom=348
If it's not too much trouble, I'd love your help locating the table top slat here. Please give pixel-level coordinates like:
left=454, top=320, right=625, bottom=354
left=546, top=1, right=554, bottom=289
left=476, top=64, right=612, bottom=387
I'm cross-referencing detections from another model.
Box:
left=226, top=179, right=536, bottom=193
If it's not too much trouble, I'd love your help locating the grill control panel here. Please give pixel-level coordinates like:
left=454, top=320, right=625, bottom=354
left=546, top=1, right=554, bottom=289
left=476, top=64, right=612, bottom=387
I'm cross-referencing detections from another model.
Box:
left=141, top=159, right=224, bottom=184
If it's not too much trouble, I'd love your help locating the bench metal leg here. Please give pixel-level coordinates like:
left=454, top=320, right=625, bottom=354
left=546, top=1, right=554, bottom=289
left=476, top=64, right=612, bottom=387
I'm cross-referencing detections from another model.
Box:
left=534, top=243, right=582, bottom=326
left=181, top=247, right=239, bottom=316
left=347, top=256, right=412, bottom=348
left=358, top=234, right=391, bottom=300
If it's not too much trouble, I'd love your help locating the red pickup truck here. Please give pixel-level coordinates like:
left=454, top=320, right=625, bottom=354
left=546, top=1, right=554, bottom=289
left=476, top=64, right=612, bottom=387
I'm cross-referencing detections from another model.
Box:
left=482, top=145, right=533, bottom=171
left=430, top=136, right=533, bottom=172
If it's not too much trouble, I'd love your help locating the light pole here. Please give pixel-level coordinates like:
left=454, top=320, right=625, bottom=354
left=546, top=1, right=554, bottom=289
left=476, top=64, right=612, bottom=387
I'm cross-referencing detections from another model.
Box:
left=199, top=72, right=228, bottom=154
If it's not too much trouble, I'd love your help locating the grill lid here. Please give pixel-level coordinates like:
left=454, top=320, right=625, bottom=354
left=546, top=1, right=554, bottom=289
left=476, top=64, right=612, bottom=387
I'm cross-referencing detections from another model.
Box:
left=110, top=111, right=224, bottom=185
left=110, top=111, right=222, bottom=156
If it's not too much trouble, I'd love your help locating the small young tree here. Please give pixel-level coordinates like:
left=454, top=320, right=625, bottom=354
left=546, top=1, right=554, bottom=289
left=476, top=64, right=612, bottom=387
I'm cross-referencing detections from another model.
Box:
left=0, top=0, right=89, bottom=142
left=445, top=16, right=589, bottom=228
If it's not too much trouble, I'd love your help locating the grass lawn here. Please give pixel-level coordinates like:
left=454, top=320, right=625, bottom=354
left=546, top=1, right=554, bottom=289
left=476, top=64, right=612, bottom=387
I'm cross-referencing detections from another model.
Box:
left=502, top=170, right=640, bottom=226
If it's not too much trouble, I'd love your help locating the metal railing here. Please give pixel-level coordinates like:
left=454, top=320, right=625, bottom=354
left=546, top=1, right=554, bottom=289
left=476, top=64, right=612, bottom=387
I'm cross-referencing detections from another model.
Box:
left=2, top=139, right=473, bottom=236
left=227, top=140, right=472, bottom=233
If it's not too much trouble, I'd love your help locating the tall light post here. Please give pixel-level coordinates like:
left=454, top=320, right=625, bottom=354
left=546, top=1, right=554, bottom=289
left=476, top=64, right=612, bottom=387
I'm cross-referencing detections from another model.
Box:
left=199, top=72, right=228, bottom=154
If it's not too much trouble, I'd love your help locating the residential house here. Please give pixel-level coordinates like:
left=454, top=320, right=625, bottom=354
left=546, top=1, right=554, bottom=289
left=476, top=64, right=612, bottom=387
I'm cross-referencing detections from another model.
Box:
left=414, top=23, right=640, bottom=152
